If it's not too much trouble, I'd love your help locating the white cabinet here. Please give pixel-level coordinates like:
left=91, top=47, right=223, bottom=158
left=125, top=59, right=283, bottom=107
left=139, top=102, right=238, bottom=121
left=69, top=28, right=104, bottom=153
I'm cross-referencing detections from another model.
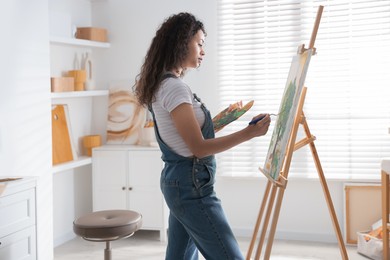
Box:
left=92, top=145, right=167, bottom=241
left=0, top=178, right=37, bottom=260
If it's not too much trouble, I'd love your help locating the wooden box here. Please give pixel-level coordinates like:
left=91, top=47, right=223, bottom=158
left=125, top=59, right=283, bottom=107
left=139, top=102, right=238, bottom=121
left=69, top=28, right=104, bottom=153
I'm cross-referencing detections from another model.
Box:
left=51, top=77, right=74, bottom=92
left=357, top=231, right=383, bottom=260
left=75, top=27, right=108, bottom=42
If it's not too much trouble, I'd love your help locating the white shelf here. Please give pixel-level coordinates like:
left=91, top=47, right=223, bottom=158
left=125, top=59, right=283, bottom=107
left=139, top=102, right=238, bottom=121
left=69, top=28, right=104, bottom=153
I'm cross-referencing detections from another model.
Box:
left=51, top=90, right=108, bottom=99
left=50, top=36, right=110, bottom=48
left=52, top=156, right=92, bottom=174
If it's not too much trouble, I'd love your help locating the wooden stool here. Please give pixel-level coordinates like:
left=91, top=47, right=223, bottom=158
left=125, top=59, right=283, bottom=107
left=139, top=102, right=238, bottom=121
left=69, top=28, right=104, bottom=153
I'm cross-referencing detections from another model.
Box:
left=73, top=210, right=142, bottom=260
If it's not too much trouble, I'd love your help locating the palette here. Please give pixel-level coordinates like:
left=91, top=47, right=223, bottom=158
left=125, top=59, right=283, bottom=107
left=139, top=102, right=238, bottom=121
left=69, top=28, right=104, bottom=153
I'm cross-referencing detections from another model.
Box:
left=212, top=100, right=254, bottom=132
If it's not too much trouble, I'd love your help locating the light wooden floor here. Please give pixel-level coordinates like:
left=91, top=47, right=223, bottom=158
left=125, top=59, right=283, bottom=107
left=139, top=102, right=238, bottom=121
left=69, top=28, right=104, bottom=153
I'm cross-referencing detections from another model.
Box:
left=54, top=230, right=369, bottom=260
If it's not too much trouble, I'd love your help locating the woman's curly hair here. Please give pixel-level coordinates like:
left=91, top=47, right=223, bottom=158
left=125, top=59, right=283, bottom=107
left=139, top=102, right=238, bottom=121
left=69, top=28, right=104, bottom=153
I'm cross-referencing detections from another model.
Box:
left=134, top=12, right=206, bottom=107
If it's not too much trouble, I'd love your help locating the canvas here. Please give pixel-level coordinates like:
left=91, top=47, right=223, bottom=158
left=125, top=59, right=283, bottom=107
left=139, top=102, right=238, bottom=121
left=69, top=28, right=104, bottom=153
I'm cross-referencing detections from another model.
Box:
left=106, top=82, right=146, bottom=144
left=262, top=49, right=313, bottom=180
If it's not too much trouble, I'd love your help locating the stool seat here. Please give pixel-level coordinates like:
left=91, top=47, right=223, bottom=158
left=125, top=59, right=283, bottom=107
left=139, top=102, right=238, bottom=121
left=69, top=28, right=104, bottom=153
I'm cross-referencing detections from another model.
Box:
left=74, top=209, right=142, bottom=240
left=73, top=210, right=142, bottom=260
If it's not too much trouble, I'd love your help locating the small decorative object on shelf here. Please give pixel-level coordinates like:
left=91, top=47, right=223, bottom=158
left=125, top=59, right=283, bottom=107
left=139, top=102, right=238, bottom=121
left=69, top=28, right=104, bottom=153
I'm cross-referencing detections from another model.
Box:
left=76, top=27, right=108, bottom=42
left=82, top=52, right=95, bottom=90
left=139, top=114, right=157, bottom=147
left=51, top=77, right=75, bottom=92
left=68, top=70, right=87, bottom=91
left=0, top=177, right=22, bottom=196
left=83, top=135, right=102, bottom=156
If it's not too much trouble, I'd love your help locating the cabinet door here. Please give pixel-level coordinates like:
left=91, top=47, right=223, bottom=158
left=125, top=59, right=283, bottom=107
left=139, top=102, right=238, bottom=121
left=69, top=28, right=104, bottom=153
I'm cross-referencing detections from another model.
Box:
left=128, top=150, right=164, bottom=229
left=93, top=150, right=128, bottom=211
left=0, top=226, right=36, bottom=260
left=0, top=188, right=36, bottom=238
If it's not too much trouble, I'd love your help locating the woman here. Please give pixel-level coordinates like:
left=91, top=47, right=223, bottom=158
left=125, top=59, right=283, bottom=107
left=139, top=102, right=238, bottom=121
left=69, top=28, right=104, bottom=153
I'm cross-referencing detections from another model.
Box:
left=134, top=12, right=271, bottom=260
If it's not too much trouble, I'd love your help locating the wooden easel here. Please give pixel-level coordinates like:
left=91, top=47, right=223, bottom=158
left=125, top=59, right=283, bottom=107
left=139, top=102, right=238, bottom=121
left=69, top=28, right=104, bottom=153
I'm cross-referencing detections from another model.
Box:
left=246, top=6, right=349, bottom=260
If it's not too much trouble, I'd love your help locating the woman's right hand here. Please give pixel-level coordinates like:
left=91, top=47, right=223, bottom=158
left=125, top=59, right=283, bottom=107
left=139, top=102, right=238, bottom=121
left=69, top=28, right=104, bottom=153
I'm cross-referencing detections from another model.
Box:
left=247, top=114, right=271, bottom=137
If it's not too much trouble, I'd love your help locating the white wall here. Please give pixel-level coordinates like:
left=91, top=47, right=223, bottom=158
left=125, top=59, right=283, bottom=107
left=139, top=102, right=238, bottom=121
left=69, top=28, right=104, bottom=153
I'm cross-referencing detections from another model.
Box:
left=91, top=0, right=219, bottom=142
left=0, top=0, right=53, bottom=259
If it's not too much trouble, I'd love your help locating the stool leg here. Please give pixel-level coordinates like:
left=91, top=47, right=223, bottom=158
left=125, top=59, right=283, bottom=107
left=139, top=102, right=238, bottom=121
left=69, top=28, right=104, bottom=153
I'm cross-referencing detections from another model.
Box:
left=104, top=241, right=112, bottom=260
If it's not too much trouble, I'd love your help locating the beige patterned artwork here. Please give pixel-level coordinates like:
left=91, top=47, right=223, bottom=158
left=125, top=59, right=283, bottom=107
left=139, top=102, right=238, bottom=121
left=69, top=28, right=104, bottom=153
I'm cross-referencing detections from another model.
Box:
left=106, top=82, right=146, bottom=144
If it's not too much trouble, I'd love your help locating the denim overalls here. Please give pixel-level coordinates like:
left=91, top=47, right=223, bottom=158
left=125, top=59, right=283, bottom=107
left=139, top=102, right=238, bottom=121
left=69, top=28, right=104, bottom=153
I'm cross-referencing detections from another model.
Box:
left=150, top=85, right=244, bottom=260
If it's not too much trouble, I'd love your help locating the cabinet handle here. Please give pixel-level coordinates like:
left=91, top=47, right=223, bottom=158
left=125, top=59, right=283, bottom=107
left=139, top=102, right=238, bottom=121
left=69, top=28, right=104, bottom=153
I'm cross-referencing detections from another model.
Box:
left=128, top=187, right=133, bottom=191
left=122, top=187, right=126, bottom=190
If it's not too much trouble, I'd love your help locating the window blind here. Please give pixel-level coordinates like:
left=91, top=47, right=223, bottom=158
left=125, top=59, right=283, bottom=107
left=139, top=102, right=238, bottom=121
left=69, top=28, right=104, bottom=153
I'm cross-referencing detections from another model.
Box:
left=217, top=0, right=390, bottom=179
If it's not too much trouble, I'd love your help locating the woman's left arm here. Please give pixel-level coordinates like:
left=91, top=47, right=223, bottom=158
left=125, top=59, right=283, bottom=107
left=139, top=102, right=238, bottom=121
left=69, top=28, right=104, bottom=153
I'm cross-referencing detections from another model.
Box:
left=171, top=103, right=270, bottom=158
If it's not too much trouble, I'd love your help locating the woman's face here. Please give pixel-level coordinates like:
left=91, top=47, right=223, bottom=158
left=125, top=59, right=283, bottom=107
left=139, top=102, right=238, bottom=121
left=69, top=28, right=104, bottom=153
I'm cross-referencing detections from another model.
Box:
left=182, top=30, right=205, bottom=69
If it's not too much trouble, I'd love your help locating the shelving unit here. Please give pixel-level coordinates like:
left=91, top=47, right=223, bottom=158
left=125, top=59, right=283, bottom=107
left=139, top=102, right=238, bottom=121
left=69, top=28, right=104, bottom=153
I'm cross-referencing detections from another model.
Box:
left=50, top=36, right=110, bottom=48
left=52, top=156, right=92, bottom=174
left=51, top=90, right=108, bottom=99
left=50, top=35, right=109, bottom=174
left=49, top=0, right=112, bottom=248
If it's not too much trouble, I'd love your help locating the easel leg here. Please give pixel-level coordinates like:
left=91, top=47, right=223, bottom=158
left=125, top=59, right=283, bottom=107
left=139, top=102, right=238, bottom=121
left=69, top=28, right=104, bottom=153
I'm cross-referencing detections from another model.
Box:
left=302, top=118, right=349, bottom=260
left=264, top=186, right=286, bottom=259
left=254, top=184, right=278, bottom=260
left=246, top=181, right=271, bottom=260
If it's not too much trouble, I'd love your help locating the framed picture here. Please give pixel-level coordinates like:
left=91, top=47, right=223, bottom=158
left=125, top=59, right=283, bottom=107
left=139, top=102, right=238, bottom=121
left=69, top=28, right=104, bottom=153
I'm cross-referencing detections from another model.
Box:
left=106, top=82, right=146, bottom=144
left=262, top=49, right=313, bottom=180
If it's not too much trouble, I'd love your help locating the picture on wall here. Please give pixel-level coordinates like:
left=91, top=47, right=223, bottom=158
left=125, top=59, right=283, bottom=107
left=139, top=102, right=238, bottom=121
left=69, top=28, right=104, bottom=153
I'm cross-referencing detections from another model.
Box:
left=106, top=82, right=146, bottom=144
left=262, top=49, right=313, bottom=180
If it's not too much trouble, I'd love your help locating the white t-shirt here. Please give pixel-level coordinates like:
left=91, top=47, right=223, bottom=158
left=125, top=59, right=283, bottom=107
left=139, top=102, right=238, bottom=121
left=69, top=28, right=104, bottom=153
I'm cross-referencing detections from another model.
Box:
left=152, top=77, right=205, bottom=157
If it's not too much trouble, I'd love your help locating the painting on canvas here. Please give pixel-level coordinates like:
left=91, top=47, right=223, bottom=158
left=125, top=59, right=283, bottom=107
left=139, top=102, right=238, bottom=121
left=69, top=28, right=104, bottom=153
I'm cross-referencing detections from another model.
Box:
left=262, top=49, right=313, bottom=180
left=106, top=82, right=146, bottom=144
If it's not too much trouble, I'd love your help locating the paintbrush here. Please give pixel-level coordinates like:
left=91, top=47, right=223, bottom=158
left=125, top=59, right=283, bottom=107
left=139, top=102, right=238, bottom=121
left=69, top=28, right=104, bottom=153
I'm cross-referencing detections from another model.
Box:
left=248, top=112, right=281, bottom=125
